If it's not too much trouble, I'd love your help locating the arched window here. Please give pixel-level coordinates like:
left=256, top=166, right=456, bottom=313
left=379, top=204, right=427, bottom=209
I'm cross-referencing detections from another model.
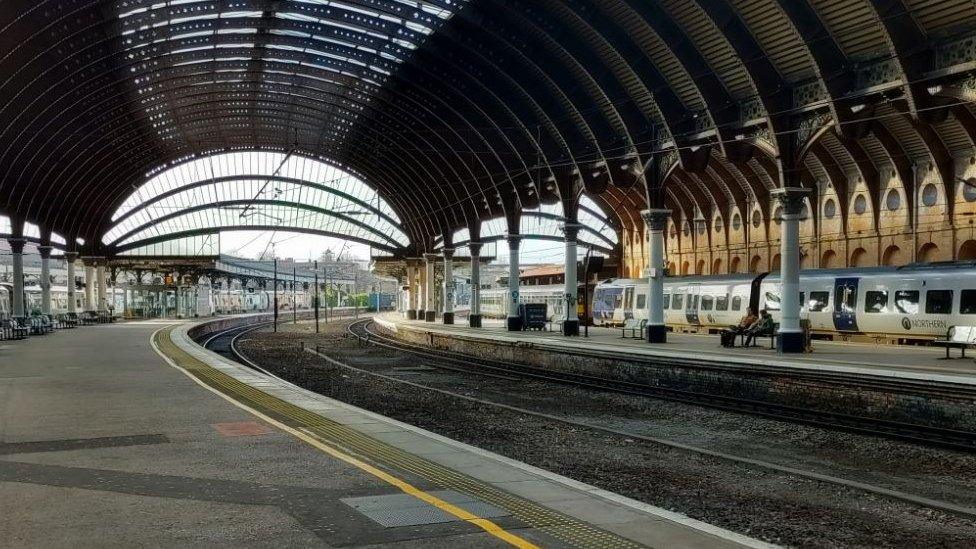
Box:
left=103, top=151, right=410, bottom=253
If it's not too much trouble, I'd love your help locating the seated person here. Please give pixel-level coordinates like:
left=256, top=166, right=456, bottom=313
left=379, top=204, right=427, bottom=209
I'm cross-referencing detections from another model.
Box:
left=743, top=309, right=774, bottom=347
left=720, top=307, right=757, bottom=347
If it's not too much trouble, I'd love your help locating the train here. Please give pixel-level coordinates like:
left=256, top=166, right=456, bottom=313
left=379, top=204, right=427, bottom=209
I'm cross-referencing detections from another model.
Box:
left=481, top=263, right=976, bottom=343
left=0, top=283, right=314, bottom=319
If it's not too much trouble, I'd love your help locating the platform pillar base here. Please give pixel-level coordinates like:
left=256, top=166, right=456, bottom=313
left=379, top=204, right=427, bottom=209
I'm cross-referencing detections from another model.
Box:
left=563, top=319, right=579, bottom=336
left=425, top=311, right=436, bottom=322
left=468, top=314, right=482, bottom=328
left=506, top=315, right=523, bottom=331
left=406, top=310, right=417, bottom=320
left=443, top=312, right=454, bottom=325
left=777, top=330, right=804, bottom=353
left=646, top=324, right=667, bottom=343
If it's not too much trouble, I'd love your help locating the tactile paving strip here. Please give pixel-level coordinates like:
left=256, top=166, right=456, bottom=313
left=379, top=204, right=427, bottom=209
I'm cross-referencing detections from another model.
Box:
left=156, top=326, right=643, bottom=548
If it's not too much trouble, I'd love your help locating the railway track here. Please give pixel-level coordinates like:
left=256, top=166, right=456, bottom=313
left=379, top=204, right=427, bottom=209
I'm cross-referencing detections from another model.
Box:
left=194, top=317, right=976, bottom=521
left=348, top=319, right=976, bottom=453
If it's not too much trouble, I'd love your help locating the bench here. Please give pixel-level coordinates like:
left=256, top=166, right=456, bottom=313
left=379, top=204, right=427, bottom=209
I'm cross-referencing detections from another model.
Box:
left=621, top=318, right=646, bottom=339
left=57, top=313, right=78, bottom=329
left=546, top=315, right=564, bottom=333
left=741, top=321, right=780, bottom=349
left=79, top=311, right=99, bottom=325
left=6, top=318, right=30, bottom=340
left=932, top=326, right=976, bottom=359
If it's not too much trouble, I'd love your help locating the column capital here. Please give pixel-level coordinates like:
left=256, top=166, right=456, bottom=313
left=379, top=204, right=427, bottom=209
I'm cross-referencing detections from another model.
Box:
left=505, top=233, right=522, bottom=248
left=467, top=241, right=483, bottom=257
left=770, top=187, right=811, bottom=215
left=6, top=237, right=26, bottom=254
left=37, top=245, right=53, bottom=259
left=63, top=251, right=79, bottom=262
left=423, top=252, right=439, bottom=262
left=82, top=255, right=107, bottom=267
left=561, top=222, right=583, bottom=242
left=442, top=247, right=455, bottom=260
left=640, top=209, right=671, bottom=231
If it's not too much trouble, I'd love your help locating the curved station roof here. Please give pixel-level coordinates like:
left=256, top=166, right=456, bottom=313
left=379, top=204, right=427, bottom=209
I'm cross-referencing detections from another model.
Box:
left=2, top=1, right=976, bottom=257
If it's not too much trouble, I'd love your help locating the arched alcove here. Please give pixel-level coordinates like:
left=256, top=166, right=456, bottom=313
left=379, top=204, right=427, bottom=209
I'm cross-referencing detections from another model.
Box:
left=749, top=255, right=762, bottom=273
left=821, top=249, right=837, bottom=268
left=882, top=245, right=904, bottom=266
left=850, top=247, right=869, bottom=268
left=919, top=242, right=941, bottom=263
left=959, top=240, right=976, bottom=261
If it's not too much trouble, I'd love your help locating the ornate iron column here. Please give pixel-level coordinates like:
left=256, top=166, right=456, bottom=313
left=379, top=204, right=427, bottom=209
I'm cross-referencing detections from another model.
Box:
left=772, top=187, right=811, bottom=353
left=642, top=209, right=671, bottom=343
left=562, top=223, right=582, bottom=336
left=442, top=248, right=455, bottom=324
left=506, top=234, right=522, bottom=331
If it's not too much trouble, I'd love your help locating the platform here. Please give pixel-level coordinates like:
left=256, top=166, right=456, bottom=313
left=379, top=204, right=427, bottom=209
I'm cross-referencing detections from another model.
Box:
left=379, top=315, right=976, bottom=387
left=0, top=320, right=770, bottom=548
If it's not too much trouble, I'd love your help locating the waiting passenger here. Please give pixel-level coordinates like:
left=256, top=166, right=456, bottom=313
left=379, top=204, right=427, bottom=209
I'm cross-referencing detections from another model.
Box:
left=743, top=309, right=774, bottom=347
left=720, top=307, right=757, bottom=348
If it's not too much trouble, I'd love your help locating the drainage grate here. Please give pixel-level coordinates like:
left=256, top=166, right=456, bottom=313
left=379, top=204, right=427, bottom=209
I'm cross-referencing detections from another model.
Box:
left=341, top=490, right=509, bottom=528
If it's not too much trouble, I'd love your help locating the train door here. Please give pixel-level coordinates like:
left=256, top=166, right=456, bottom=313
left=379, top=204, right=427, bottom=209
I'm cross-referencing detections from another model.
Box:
left=832, top=277, right=860, bottom=332
left=685, top=284, right=701, bottom=325
left=623, top=286, right=635, bottom=319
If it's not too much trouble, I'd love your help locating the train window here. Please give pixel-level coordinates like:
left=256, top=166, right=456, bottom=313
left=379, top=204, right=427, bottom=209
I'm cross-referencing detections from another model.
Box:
left=836, top=284, right=857, bottom=313
left=731, top=296, right=742, bottom=311
left=799, top=293, right=804, bottom=309
left=894, top=291, right=919, bottom=314
left=864, top=291, right=888, bottom=313
left=690, top=295, right=699, bottom=310
left=672, top=294, right=683, bottom=310
left=663, top=294, right=671, bottom=309
left=764, top=291, right=781, bottom=311
left=960, top=290, right=976, bottom=314
left=925, top=290, right=953, bottom=314
left=701, top=296, right=714, bottom=311
left=716, top=294, right=729, bottom=311
left=636, top=294, right=646, bottom=309
left=808, top=292, right=829, bottom=312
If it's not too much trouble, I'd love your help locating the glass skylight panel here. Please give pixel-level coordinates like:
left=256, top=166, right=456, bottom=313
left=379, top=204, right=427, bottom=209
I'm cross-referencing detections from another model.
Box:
left=24, top=222, right=41, bottom=239
left=107, top=151, right=408, bottom=248
left=0, top=216, right=11, bottom=235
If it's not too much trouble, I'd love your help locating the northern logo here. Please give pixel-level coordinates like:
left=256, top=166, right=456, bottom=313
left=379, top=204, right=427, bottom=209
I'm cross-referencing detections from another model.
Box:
left=901, top=317, right=912, bottom=330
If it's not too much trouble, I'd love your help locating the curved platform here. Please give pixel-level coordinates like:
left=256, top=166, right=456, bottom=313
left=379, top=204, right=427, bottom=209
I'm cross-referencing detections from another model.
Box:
left=0, top=319, right=770, bottom=548
left=378, top=315, right=976, bottom=387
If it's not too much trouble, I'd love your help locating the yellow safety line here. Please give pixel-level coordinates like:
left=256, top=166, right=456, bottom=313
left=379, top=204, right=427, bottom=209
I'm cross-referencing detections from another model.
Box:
left=149, top=326, right=540, bottom=549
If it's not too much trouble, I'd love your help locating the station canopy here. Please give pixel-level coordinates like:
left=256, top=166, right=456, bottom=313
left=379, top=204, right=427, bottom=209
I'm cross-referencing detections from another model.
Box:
left=1, top=1, right=976, bottom=258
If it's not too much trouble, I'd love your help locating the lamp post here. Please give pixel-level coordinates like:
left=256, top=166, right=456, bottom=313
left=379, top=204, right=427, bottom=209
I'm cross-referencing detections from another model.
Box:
left=314, top=260, right=320, bottom=333
left=273, top=257, right=278, bottom=333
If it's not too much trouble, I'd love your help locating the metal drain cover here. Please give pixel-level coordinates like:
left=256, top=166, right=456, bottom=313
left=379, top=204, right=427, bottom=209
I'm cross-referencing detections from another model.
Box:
left=341, top=490, right=508, bottom=528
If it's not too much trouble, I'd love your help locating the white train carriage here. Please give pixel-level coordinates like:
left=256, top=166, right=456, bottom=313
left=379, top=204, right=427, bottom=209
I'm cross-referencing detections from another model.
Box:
left=480, top=284, right=570, bottom=319
left=243, top=290, right=271, bottom=311
left=593, top=263, right=976, bottom=342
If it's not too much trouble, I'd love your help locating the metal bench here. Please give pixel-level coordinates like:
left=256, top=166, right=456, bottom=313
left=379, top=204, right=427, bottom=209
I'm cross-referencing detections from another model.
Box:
left=620, top=318, right=645, bottom=339
left=546, top=315, right=564, bottom=333
left=932, top=326, right=976, bottom=359
left=742, top=322, right=779, bottom=349
left=6, top=318, right=30, bottom=340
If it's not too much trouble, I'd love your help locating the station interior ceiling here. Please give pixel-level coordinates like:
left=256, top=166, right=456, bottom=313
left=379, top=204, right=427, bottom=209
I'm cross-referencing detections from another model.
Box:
left=1, top=1, right=976, bottom=273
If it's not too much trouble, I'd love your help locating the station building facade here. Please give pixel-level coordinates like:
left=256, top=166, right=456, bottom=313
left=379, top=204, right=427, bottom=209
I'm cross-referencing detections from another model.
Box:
left=618, top=155, right=976, bottom=278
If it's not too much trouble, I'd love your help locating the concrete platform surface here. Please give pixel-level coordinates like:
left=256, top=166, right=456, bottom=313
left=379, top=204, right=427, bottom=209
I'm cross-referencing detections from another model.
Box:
left=382, top=315, right=976, bottom=386
left=0, top=319, right=771, bottom=548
